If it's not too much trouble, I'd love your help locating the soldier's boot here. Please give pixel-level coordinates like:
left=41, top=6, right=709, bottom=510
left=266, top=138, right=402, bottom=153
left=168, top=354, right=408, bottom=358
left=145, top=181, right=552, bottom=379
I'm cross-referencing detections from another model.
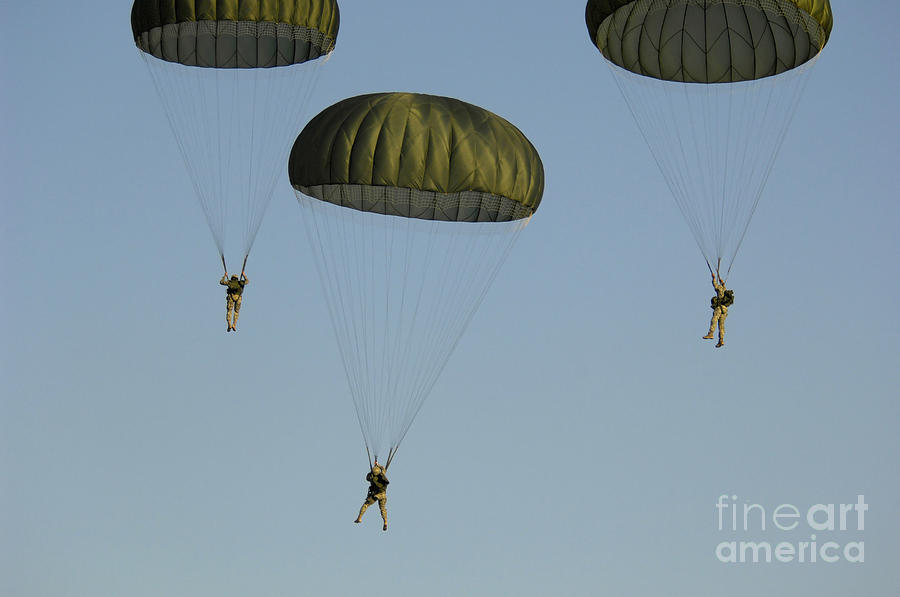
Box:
left=383, top=523, right=388, bottom=531
left=716, top=340, right=724, bottom=348
left=702, top=334, right=714, bottom=339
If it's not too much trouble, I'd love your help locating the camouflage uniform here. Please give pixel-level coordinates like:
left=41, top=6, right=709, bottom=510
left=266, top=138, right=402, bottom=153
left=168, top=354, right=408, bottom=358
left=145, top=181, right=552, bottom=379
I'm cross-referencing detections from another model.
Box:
left=704, top=277, right=728, bottom=347
left=219, top=274, right=248, bottom=331
left=355, top=464, right=389, bottom=530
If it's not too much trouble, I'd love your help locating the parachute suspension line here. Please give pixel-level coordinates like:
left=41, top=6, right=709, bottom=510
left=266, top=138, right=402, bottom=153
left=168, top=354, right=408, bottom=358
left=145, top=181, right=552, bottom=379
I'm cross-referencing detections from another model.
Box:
left=296, top=189, right=529, bottom=465
left=608, top=64, right=710, bottom=263
left=141, top=54, right=224, bottom=258
left=221, top=253, right=228, bottom=275
left=141, top=52, right=330, bottom=270
left=249, top=60, right=327, bottom=261
left=242, top=66, right=259, bottom=259
left=717, top=78, right=733, bottom=262
left=724, top=56, right=819, bottom=277
left=607, top=50, right=820, bottom=277
left=214, top=66, right=228, bottom=258
left=241, top=60, right=327, bottom=260
left=394, top=217, right=527, bottom=458
left=297, top=196, right=374, bottom=456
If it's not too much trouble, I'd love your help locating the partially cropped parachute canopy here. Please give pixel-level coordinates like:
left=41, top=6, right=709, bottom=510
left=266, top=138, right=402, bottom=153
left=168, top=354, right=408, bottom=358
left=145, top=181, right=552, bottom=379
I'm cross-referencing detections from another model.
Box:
left=289, top=92, right=544, bottom=222
left=585, top=0, right=833, bottom=83
left=131, top=0, right=340, bottom=68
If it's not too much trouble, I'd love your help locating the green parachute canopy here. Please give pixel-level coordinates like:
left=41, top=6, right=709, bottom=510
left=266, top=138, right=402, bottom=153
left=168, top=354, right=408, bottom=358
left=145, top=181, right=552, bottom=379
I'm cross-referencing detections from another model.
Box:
left=586, top=0, right=832, bottom=83
left=289, top=92, right=544, bottom=222
left=132, top=0, right=340, bottom=67
left=289, top=93, right=543, bottom=467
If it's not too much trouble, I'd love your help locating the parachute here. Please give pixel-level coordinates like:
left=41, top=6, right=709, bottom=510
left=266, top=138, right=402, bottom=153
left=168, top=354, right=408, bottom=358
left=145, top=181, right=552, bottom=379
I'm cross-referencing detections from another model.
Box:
left=288, top=92, right=544, bottom=467
left=586, top=0, right=833, bottom=276
left=132, top=0, right=340, bottom=273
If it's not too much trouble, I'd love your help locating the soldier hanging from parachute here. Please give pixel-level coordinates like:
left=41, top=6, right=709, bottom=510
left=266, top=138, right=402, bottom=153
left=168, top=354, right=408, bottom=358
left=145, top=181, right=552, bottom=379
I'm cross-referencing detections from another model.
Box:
left=219, top=264, right=248, bottom=332
left=288, top=92, right=545, bottom=528
left=354, top=460, right=390, bottom=531
left=131, top=0, right=340, bottom=332
left=585, top=0, right=833, bottom=344
left=703, top=267, right=734, bottom=348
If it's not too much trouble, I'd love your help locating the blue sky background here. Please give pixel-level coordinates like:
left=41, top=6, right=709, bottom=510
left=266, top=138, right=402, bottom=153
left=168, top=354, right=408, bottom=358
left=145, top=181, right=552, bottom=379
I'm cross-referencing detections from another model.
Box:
left=2, top=2, right=898, bottom=596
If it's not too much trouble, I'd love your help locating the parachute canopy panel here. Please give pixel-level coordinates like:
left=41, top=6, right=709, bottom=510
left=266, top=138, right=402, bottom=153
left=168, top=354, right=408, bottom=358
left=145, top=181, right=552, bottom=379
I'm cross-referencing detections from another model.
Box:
left=131, top=0, right=340, bottom=67
left=585, top=0, right=833, bottom=83
left=289, top=92, right=544, bottom=222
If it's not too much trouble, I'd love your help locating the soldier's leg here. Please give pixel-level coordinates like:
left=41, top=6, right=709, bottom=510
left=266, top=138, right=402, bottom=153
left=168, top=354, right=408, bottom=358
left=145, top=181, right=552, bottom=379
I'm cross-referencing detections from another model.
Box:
left=233, top=295, right=242, bottom=328
left=716, top=312, right=726, bottom=346
left=704, top=311, right=718, bottom=339
left=377, top=494, right=387, bottom=530
left=355, top=495, right=375, bottom=522
left=226, top=296, right=235, bottom=329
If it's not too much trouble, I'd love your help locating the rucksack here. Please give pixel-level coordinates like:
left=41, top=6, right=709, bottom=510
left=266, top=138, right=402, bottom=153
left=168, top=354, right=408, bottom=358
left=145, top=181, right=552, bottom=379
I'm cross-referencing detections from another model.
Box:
left=721, top=289, right=734, bottom=307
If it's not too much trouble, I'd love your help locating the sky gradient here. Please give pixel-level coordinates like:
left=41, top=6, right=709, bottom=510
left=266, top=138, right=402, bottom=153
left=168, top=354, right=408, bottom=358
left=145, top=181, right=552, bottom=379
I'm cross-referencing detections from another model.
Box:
left=2, top=2, right=898, bottom=595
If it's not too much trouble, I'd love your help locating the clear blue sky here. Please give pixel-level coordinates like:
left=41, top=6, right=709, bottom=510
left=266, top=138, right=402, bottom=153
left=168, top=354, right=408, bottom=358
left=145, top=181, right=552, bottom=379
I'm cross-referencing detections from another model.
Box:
left=2, top=2, right=898, bottom=596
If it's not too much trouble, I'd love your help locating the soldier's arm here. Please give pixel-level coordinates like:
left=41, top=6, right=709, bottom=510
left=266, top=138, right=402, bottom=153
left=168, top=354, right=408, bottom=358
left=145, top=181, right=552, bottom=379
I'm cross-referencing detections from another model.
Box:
left=220, top=275, right=228, bottom=285
left=241, top=273, right=248, bottom=284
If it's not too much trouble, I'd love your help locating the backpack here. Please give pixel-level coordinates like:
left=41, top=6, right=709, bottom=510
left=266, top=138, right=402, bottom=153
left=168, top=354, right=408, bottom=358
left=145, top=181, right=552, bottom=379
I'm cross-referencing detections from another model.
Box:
left=720, top=289, right=734, bottom=307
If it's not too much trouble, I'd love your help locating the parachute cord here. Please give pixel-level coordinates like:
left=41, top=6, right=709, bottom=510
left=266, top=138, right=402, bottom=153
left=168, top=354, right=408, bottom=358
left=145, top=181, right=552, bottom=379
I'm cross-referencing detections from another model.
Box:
left=221, top=253, right=228, bottom=275
left=384, top=446, right=397, bottom=471
left=240, top=254, right=248, bottom=278
left=365, top=445, right=373, bottom=469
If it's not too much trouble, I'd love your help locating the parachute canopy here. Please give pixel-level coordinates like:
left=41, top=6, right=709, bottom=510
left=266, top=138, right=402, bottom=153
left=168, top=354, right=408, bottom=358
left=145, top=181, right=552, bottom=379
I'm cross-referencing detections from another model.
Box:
left=586, top=0, right=832, bottom=83
left=132, top=0, right=339, bottom=67
left=132, top=0, right=339, bottom=271
left=289, top=92, right=543, bottom=467
left=585, top=0, right=832, bottom=276
left=290, top=92, right=544, bottom=222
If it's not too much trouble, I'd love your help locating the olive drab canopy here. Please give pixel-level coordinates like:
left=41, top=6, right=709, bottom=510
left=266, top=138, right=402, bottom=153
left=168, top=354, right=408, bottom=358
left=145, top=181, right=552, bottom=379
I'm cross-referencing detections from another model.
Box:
left=289, top=92, right=543, bottom=223
left=585, top=0, right=833, bottom=277
left=289, top=93, right=544, bottom=468
left=132, top=0, right=339, bottom=273
left=586, top=0, right=832, bottom=83
left=132, top=0, right=339, bottom=67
